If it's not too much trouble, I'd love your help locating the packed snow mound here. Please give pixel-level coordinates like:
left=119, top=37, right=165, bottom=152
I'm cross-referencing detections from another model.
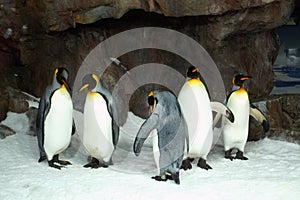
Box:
left=1, top=112, right=300, bottom=200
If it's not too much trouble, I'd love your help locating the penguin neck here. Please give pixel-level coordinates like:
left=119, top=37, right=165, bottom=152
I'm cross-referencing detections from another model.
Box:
left=236, top=86, right=247, bottom=94
left=188, top=77, right=201, bottom=83
left=51, top=77, right=61, bottom=90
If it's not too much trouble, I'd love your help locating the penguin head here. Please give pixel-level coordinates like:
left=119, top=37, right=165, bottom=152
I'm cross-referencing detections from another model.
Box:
left=148, top=91, right=158, bottom=113
left=232, top=74, right=252, bottom=87
left=79, top=74, right=99, bottom=92
left=186, top=66, right=200, bottom=79
left=54, top=67, right=71, bottom=92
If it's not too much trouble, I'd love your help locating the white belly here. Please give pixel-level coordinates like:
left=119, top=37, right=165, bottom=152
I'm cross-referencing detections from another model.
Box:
left=83, top=93, right=113, bottom=162
left=223, top=93, right=249, bottom=151
left=178, top=80, right=213, bottom=159
left=44, top=88, right=73, bottom=161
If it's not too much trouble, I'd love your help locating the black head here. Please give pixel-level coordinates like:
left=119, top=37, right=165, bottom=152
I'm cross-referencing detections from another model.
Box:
left=186, top=66, right=200, bottom=79
left=79, top=74, right=99, bottom=92
left=148, top=91, right=158, bottom=113
left=55, top=67, right=71, bottom=92
left=232, top=74, right=252, bottom=87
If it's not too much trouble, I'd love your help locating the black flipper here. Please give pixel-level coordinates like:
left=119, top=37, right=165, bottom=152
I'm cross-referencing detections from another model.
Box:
left=250, top=104, right=270, bottom=132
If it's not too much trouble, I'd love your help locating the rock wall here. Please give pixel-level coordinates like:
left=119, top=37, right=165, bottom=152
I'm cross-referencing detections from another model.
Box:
left=0, top=0, right=295, bottom=120
left=249, top=95, right=300, bottom=144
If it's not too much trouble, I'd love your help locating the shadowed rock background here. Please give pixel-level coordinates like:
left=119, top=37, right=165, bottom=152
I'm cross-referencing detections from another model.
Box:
left=0, top=0, right=299, bottom=142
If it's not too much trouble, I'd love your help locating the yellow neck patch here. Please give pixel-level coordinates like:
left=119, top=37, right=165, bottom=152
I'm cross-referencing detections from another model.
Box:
left=236, top=87, right=247, bottom=94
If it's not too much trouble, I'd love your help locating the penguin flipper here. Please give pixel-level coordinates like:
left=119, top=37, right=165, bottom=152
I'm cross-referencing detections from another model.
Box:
left=210, top=101, right=235, bottom=123
left=249, top=105, right=270, bottom=132
left=112, top=119, right=119, bottom=146
left=71, top=120, right=76, bottom=135
left=133, top=113, right=159, bottom=156
left=36, top=92, right=51, bottom=161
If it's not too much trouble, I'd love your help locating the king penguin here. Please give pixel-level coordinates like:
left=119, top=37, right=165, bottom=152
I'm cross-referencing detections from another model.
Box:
left=36, top=67, right=74, bottom=169
left=79, top=74, right=119, bottom=168
left=178, top=66, right=235, bottom=170
left=133, top=90, right=189, bottom=185
left=223, top=74, right=269, bottom=160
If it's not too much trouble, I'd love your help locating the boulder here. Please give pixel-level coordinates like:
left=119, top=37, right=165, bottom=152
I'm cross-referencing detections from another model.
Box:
left=249, top=95, right=300, bottom=144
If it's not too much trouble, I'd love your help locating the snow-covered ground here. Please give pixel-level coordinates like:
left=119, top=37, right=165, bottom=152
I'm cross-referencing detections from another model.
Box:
left=1, top=111, right=300, bottom=200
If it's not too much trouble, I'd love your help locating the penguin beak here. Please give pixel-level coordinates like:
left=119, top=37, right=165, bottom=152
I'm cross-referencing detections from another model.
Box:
left=79, top=84, right=89, bottom=92
left=149, top=105, right=153, bottom=113
left=241, top=76, right=252, bottom=81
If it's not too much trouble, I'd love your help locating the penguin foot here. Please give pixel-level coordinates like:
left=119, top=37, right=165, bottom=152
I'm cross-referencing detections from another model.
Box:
left=151, top=175, right=167, bottom=182
left=225, top=150, right=234, bottom=161
left=48, top=160, right=62, bottom=170
left=235, top=151, right=248, bottom=160
left=180, top=158, right=193, bottom=170
left=52, top=154, right=71, bottom=166
left=171, top=172, right=180, bottom=185
left=58, top=160, right=72, bottom=166
left=197, top=158, right=212, bottom=170
left=84, top=157, right=108, bottom=168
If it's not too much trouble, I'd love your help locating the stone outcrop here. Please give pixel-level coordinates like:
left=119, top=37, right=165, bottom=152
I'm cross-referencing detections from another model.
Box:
left=249, top=95, right=300, bottom=144
left=0, top=0, right=296, bottom=121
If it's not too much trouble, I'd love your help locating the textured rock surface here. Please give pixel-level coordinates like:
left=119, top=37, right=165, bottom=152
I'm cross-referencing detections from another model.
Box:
left=0, top=0, right=295, bottom=120
left=0, top=124, right=16, bottom=139
left=249, top=95, right=300, bottom=144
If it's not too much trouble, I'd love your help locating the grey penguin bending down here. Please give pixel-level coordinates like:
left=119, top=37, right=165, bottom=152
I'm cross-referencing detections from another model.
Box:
left=79, top=74, right=119, bottom=168
left=133, top=90, right=189, bottom=185
left=36, top=67, right=74, bottom=169
left=223, top=74, right=269, bottom=160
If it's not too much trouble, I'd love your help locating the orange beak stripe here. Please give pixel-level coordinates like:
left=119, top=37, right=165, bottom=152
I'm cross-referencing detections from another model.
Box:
left=241, top=77, right=249, bottom=81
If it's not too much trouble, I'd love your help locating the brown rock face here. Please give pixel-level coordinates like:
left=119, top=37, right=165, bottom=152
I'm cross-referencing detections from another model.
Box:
left=0, top=0, right=295, bottom=120
left=249, top=95, right=300, bottom=144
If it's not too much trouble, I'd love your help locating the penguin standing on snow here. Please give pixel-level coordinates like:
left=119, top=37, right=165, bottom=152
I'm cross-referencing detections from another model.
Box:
left=36, top=67, right=74, bottom=169
left=79, top=74, right=119, bottom=168
left=178, top=66, right=234, bottom=170
left=223, top=74, right=269, bottom=160
left=133, top=90, right=189, bottom=185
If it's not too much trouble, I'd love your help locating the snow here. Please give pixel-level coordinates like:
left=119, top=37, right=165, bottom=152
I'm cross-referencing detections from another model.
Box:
left=1, top=111, right=300, bottom=200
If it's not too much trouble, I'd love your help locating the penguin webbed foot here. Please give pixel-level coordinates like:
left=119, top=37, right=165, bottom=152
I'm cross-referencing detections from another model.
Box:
left=180, top=158, right=194, bottom=170
left=83, top=157, right=109, bottom=168
left=225, top=150, right=234, bottom=161
left=151, top=172, right=180, bottom=185
left=151, top=175, right=167, bottom=182
left=235, top=151, right=248, bottom=160
left=53, top=154, right=72, bottom=166
left=48, top=160, right=63, bottom=170
left=58, top=160, right=72, bottom=166
left=197, top=158, right=212, bottom=170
